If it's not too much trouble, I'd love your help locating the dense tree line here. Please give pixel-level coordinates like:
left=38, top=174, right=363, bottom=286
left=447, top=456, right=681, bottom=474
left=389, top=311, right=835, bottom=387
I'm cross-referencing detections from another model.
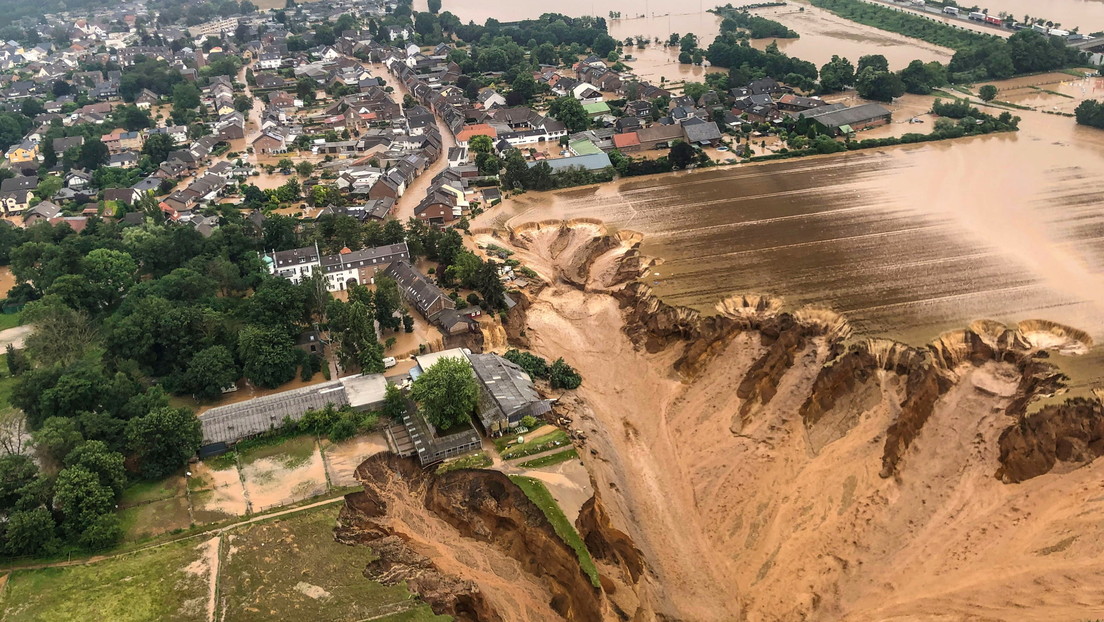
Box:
left=705, top=39, right=819, bottom=91
left=1075, top=99, right=1104, bottom=129
left=810, top=0, right=1086, bottom=81
left=713, top=4, right=799, bottom=39
left=503, top=349, right=583, bottom=390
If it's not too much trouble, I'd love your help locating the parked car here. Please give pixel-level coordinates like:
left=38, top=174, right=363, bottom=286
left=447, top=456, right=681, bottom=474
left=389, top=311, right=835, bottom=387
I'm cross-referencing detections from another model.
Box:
left=383, top=357, right=397, bottom=368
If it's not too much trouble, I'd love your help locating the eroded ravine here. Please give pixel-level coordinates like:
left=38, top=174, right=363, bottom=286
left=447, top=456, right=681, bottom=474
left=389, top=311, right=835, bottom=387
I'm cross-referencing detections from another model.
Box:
left=338, top=222, right=1104, bottom=622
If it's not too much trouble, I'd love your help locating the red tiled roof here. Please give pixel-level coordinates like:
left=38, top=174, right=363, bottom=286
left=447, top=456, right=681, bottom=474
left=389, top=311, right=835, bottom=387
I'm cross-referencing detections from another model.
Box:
left=455, top=124, right=497, bottom=142
left=612, top=132, right=640, bottom=148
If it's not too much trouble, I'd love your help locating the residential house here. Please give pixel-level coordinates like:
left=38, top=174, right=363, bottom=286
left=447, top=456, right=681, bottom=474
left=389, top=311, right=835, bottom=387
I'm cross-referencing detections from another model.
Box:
left=23, top=200, right=61, bottom=224
left=383, top=259, right=453, bottom=319
left=0, top=190, right=32, bottom=216
left=5, top=141, right=39, bottom=166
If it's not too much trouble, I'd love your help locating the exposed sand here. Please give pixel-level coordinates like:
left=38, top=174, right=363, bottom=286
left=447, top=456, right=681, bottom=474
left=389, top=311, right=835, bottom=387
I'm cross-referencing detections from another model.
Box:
left=322, top=434, right=389, bottom=487
left=482, top=222, right=1104, bottom=621
left=189, top=462, right=249, bottom=522
left=240, top=449, right=329, bottom=512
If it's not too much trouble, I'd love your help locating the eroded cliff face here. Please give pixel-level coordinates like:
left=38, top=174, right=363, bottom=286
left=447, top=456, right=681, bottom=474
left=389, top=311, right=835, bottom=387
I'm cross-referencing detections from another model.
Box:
left=471, top=221, right=1104, bottom=621
left=335, top=454, right=605, bottom=622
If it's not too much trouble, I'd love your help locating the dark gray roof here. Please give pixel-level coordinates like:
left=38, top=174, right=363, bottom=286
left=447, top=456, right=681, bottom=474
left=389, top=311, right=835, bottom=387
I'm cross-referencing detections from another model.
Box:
left=319, top=242, right=410, bottom=271
left=683, top=120, right=723, bottom=144
left=383, top=259, right=450, bottom=316
left=199, top=380, right=350, bottom=445
left=269, top=245, right=320, bottom=269
left=468, top=353, right=551, bottom=431
left=800, top=103, right=892, bottom=129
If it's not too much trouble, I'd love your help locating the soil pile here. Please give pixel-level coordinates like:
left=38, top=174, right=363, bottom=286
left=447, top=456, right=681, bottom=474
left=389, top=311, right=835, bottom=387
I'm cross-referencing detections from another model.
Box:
left=469, top=221, right=1104, bottom=621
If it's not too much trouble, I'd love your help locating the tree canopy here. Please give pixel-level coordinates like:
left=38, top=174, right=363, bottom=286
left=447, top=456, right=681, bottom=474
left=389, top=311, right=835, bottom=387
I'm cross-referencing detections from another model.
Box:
left=410, top=357, right=478, bottom=430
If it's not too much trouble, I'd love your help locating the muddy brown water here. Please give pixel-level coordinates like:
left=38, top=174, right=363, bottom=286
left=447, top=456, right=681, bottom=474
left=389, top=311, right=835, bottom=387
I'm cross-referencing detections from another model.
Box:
left=484, top=90, right=1104, bottom=395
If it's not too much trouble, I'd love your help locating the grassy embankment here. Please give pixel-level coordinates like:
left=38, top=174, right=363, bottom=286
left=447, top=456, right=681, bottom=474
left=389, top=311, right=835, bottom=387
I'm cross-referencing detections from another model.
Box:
left=508, top=475, right=600, bottom=588
left=437, top=451, right=493, bottom=473
left=519, top=449, right=579, bottom=469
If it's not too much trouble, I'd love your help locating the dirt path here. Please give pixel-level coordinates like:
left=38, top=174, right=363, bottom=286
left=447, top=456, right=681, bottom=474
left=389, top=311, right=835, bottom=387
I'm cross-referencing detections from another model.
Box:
left=0, top=325, right=32, bottom=350
left=2, top=496, right=347, bottom=573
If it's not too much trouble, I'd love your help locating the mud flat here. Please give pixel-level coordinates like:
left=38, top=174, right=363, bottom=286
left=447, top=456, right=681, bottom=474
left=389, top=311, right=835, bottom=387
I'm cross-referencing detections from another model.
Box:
left=321, top=433, right=389, bottom=487
left=238, top=437, right=328, bottom=512
left=450, top=221, right=1104, bottom=620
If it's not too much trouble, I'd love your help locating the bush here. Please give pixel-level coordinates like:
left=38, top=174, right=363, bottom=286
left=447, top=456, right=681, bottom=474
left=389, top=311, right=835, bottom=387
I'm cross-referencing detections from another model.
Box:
left=521, top=415, right=539, bottom=429
left=550, top=358, right=582, bottom=390
left=327, top=416, right=357, bottom=442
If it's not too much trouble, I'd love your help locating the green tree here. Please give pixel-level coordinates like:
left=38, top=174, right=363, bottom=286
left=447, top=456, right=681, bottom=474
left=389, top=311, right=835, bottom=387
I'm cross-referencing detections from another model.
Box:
left=3, top=508, right=58, bottom=556
left=427, top=0, right=441, bottom=13
left=233, top=94, right=253, bottom=113
left=475, top=151, right=501, bottom=176
left=33, top=416, right=84, bottom=464
left=1075, top=99, right=1104, bottom=129
left=75, top=139, right=109, bottom=170
left=172, top=82, right=201, bottom=111
left=238, top=325, right=299, bottom=389
left=857, top=54, right=889, bottom=74
left=374, top=276, right=402, bottom=331
left=410, top=356, right=478, bottom=430
left=978, top=84, right=998, bottom=102
left=78, top=513, right=123, bottom=550
left=549, top=357, right=582, bottom=389
left=682, top=82, right=708, bottom=102
left=548, top=96, right=588, bottom=133
left=82, top=249, right=138, bottom=311
left=294, top=160, right=315, bottom=176
left=53, top=465, right=115, bottom=538
left=819, top=55, right=855, bottom=92
left=183, top=345, right=240, bottom=400
left=382, top=383, right=407, bottom=420
left=142, top=133, right=176, bottom=165
left=669, top=140, right=696, bottom=168
left=126, top=406, right=202, bottom=479
left=66, top=440, right=126, bottom=497
left=0, top=454, right=40, bottom=509
left=855, top=67, right=905, bottom=102
left=468, top=134, right=493, bottom=154
left=593, top=34, right=617, bottom=57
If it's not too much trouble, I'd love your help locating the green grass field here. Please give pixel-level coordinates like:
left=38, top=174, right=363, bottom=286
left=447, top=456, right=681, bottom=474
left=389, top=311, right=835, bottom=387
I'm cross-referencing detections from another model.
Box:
left=437, top=451, right=492, bottom=474
left=0, top=538, right=212, bottom=622
left=518, top=449, right=579, bottom=469
left=0, top=312, right=21, bottom=332
left=508, top=475, right=600, bottom=588
left=218, top=506, right=448, bottom=622
left=497, top=429, right=570, bottom=460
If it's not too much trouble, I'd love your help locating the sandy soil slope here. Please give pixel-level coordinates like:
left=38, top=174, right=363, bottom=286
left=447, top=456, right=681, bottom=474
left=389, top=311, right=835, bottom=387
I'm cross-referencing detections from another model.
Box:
left=471, top=220, right=1104, bottom=622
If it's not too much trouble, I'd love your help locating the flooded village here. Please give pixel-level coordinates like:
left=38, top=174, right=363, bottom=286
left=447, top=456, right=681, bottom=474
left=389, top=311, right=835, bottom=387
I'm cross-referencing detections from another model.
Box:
left=1, top=0, right=1104, bottom=620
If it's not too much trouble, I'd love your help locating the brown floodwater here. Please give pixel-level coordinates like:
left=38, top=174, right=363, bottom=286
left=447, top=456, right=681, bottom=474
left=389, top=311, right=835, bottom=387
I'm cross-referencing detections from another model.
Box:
left=480, top=77, right=1104, bottom=396
left=747, top=4, right=953, bottom=69
left=973, top=0, right=1104, bottom=33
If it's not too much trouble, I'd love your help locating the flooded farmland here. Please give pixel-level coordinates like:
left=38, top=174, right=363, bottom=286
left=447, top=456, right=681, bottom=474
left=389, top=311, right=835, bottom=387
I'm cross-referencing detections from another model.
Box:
left=479, top=79, right=1104, bottom=396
